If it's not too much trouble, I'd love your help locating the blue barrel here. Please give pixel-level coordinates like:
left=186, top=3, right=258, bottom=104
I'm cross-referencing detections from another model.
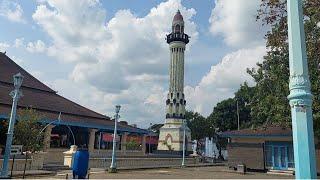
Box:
left=72, top=149, right=89, bottom=179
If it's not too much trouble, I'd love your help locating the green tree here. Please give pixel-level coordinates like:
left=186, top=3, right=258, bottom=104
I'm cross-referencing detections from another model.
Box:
left=14, top=108, right=44, bottom=152
left=0, top=119, right=8, bottom=154
left=234, top=82, right=255, bottom=128
left=185, top=111, right=213, bottom=140
left=249, top=0, right=320, bottom=136
left=0, top=119, right=8, bottom=145
left=126, top=140, right=140, bottom=150
left=204, top=83, right=254, bottom=132
left=207, top=98, right=237, bottom=132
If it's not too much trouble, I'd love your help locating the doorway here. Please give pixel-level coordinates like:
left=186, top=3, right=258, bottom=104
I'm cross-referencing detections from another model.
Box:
left=265, top=142, right=294, bottom=170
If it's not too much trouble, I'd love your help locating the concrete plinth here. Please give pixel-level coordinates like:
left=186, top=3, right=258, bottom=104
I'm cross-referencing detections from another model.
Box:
left=63, top=145, right=77, bottom=168
left=157, top=119, right=191, bottom=151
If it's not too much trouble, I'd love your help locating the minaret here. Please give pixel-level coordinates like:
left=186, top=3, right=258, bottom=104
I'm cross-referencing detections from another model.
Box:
left=157, top=10, right=191, bottom=152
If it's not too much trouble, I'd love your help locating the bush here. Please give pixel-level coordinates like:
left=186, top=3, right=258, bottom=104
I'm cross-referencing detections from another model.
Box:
left=14, top=108, right=44, bottom=153
left=126, top=140, right=140, bottom=150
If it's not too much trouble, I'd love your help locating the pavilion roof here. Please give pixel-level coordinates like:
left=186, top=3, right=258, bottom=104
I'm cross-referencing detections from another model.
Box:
left=220, top=126, right=292, bottom=138
left=0, top=52, right=148, bottom=134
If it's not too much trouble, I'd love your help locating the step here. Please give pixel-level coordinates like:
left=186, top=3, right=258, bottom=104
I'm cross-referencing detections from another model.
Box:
left=267, top=169, right=294, bottom=176
left=43, top=164, right=71, bottom=171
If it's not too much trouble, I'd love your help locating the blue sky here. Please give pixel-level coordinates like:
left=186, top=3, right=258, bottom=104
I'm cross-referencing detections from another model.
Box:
left=0, top=0, right=267, bottom=127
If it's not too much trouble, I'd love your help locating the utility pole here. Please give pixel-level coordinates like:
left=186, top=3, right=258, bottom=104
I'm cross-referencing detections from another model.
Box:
left=236, top=100, right=240, bottom=130
left=149, top=123, right=152, bottom=154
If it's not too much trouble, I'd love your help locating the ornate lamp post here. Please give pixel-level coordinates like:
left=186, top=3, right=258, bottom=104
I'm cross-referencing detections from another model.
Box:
left=109, top=105, right=121, bottom=173
left=287, top=0, right=317, bottom=178
left=181, top=119, right=186, bottom=167
left=1, top=73, right=24, bottom=178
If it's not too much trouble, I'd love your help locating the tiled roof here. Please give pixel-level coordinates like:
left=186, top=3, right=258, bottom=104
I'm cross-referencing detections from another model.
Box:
left=0, top=52, right=55, bottom=93
left=0, top=53, right=146, bottom=133
left=220, top=126, right=292, bottom=138
left=173, top=10, right=183, bottom=22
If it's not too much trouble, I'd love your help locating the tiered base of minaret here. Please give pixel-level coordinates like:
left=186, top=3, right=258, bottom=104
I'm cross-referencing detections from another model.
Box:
left=157, top=118, right=191, bottom=151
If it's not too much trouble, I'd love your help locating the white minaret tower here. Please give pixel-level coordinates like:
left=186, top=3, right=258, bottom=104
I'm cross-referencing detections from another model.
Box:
left=157, top=10, right=191, bottom=152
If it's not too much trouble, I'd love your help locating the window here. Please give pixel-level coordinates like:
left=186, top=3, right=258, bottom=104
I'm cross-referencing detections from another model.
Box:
left=265, top=145, right=272, bottom=167
left=166, top=99, right=170, bottom=105
left=287, top=146, right=294, bottom=168
left=166, top=113, right=170, bottom=118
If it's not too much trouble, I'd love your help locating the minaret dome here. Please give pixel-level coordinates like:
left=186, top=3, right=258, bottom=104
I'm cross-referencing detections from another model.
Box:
left=172, top=10, right=184, bottom=33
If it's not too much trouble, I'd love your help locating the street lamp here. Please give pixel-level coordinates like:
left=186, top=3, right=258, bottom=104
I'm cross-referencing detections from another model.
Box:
left=109, top=105, right=121, bottom=173
left=1, top=73, right=24, bottom=178
left=287, top=0, right=317, bottom=178
left=181, top=119, right=186, bottom=167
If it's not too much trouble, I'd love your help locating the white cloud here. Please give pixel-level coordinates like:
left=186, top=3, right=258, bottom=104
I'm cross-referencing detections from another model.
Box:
left=0, top=42, right=10, bottom=52
left=209, top=0, right=265, bottom=48
left=26, top=40, right=47, bottom=53
left=30, top=0, right=266, bottom=127
left=0, top=0, right=26, bottom=23
left=32, top=0, right=198, bottom=126
left=185, top=46, right=266, bottom=116
left=14, top=38, right=24, bottom=48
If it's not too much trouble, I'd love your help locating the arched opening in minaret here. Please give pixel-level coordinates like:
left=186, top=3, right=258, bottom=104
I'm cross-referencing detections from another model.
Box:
left=175, top=24, right=180, bottom=33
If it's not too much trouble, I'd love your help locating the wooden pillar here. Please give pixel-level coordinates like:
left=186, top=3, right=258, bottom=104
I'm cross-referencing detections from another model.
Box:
left=141, top=135, right=147, bottom=154
left=43, top=125, right=54, bottom=152
left=121, top=133, right=128, bottom=152
left=88, top=129, right=98, bottom=153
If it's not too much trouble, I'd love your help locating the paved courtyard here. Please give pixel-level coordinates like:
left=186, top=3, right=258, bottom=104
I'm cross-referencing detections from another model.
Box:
left=35, top=166, right=293, bottom=179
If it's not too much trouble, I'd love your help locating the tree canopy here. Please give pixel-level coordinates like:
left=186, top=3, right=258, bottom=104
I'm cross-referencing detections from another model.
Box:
left=249, top=0, right=320, bottom=134
left=14, top=108, right=44, bottom=152
left=187, top=0, right=320, bottom=139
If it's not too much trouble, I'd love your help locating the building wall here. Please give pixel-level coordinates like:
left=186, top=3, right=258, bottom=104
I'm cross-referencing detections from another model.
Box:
left=227, top=142, right=265, bottom=170
left=316, top=147, right=320, bottom=173
left=228, top=136, right=320, bottom=172
left=89, top=157, right=197, bottom=169
left=44, top=148, right=68, bottom=164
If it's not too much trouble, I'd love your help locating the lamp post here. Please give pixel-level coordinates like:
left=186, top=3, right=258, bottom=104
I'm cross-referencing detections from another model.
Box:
left=287, top=0, right=317, bottom=178
left=109, top=105, right=121, bottom=173
left=1, top=73, right=24, bottom=178
left=181, top=119, right=186, bottom=167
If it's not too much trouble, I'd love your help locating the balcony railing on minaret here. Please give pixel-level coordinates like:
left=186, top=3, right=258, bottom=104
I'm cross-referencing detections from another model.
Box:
left=166, top=33, right=189, bottom=44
